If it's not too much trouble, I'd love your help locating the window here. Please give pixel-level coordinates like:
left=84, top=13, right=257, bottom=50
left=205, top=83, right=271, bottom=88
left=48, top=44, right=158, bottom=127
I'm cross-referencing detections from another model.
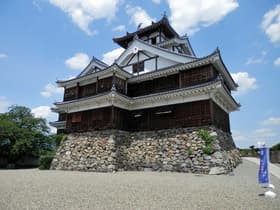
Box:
left=72, top=113, right=81, bottom=123
left=132, top=61, right=144, bottom=74
left=151, top=37, right=157, bottom=45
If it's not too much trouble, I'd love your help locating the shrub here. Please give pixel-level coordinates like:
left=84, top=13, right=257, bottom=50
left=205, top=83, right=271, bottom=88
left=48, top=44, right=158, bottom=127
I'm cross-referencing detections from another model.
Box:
left=271, top=143, right=280, bottom=151
left=39, top=154, right=54, bottom=170
left=199, top=129, right=215, bottom=155
left=198, top=129, right=214, bottom=145
left=203, top=146, right=214, bottom=155
left=187, top=148, right=192, bottom=155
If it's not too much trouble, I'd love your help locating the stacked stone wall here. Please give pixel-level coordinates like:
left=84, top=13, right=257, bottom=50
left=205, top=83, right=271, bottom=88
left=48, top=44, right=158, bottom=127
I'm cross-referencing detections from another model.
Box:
left=51, top=126, right=241, bottom=174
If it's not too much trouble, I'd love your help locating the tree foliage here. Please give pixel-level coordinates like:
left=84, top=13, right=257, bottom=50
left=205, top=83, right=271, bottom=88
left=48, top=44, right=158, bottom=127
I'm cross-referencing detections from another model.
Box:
left=0, top=105, right=54, bottom=163
left=270, top=143, right=280, bottom=151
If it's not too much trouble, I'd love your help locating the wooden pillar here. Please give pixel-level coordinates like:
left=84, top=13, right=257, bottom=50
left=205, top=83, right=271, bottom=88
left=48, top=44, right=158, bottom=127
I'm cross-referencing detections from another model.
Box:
left=112, top=72, right=116, bottom=90
left=76, top=82, right=80, bottom=99
left=155, top=56, right=158, bottom=71
left=96, top=77, right=99, bottom=93
left=137, top=52, right=140, bottom=76
left=179, top=71, right=182, bottom=88
left=210, top=99, right=214, bottom=126
left=125, top=79, right=128, bottom=95
left=111, top=106, right=115, bottom=128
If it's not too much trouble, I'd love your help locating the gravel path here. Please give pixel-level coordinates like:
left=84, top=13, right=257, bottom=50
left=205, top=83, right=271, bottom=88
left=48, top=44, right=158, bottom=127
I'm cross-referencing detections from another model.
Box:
left=0, top=160, right=279, bottom=210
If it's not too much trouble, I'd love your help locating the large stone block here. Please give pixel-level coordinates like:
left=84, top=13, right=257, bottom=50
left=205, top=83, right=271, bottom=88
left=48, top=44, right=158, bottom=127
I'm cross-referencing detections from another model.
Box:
left=51, top=127, right=241, bottom=174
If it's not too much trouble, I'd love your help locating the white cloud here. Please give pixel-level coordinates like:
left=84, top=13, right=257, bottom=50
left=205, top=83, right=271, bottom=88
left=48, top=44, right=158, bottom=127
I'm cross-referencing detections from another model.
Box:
left=261, top=4, right=280, bottom=43
left=32, top=0, right=42, bottom=12
left=32, top=106, right=52, bottom=119
left=274, top=57, right=280, bottom=67
left=40, top=83, right=64, bottom=98
left=126, top=6, right=155, bottom=28
left=262, top=117, right=280, bottom=126
left=0, top=96, right=10, bottom=113
left=254, top=128, right=277, bottom=139
left=49, top=0, right=120, bottom=35
left=113, top=25, right=126, bottom=32
left=231, top=72, right=257, bottom=96
left=65, top=53, right=90, bottom=70
left=232, top=128, right=279, bottom=148
left=167, top=0, right=239, bottom=35
left=31, top=105, right=58, bottom=134
left=246, top=50, right=267, bottom=65
left=0, top=53, right=8, bottom=59
left=152, top=0, right=161, bottom=4
left=102, top=48, right=124, bottom=65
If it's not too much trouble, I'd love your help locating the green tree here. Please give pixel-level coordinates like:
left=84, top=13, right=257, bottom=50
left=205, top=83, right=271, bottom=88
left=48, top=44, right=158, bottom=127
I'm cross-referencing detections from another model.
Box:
left=270, top=143, right=280, bottom=151
left=0, top=105, right=54, bottom=163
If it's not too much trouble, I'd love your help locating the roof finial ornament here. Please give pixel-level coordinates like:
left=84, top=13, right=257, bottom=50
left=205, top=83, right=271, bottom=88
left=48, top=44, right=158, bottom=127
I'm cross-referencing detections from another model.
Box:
left=215, top=47, right=220, bottom=53
left=181, top=33, right=188, bottom=39
left=137, top=23, right=142, bottom=30
left=162, top=11, right=167, bottom=20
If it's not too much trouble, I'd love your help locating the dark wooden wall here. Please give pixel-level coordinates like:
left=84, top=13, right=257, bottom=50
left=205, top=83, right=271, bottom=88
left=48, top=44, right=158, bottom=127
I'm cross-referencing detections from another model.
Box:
left=63, top=65, right=218, bottom=101
left=64, top=100, right=230, bottom=133
left=63, top=76, right=127, bottom=102
left=65, top=100, right=228, bottom=133
left=65, top=106, right=129, bottom=133
left=128, top=64, right=217, bottom=97
left=211, top=101, right=230, bottom=133
left=128, top=74, right=179, bottom=97
left=128, top=100, right=212, bottom=131
left=180, top=64, right=217, bottom=88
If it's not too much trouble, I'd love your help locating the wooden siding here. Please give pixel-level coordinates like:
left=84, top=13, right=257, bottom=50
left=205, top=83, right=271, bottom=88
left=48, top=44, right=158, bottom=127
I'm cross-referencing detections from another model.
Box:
left=180, top=64, right=217, bottom=88
left=58, top=113, right=66, bottom=121
left=128, top=100, right=211, bottom=131
left=115, top=77, right=126, bottom=94
left=211, top=101, right=230, bottom=133
left=64, top=100, right=215, bottom=133
left=98, top=77, right=113, bottom=93
left=128, top=74, right=179, bottom=97
left=63, top=65, right=219, bottom=101
left=80, top=83, right=96, bottom=98
left=63, top=76, right=117, bottom=102
left=64, top=87, right=77, bottom=101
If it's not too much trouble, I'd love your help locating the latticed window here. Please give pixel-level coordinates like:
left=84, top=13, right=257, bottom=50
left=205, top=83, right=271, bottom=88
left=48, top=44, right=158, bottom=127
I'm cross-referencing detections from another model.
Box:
left=71, top=113, right=81, bottom=123
left=132, top=61, right=144, bottom=74
left=64, top=87, right=76, bottom=101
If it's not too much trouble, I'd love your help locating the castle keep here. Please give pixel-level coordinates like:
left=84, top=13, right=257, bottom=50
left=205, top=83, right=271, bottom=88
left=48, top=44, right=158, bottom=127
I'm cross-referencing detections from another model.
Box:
left=51, top=16, right=241, bottom=174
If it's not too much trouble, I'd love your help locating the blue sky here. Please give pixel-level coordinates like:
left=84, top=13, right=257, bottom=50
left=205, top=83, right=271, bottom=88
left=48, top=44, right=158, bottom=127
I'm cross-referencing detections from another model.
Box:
left=0, top=0, right=279, bottom=148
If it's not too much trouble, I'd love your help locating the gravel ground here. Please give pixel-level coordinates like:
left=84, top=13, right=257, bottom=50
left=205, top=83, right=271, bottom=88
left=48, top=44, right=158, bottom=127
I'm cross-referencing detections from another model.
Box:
left=0, top=160, right=279, bottom=210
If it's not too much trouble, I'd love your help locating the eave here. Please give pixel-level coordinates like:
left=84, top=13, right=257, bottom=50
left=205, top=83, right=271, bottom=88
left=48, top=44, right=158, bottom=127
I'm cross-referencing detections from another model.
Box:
left=78, top=56, right=109, bottom=77
left=116, top=38, right=196, bottom=66
left=113, top=16, right=179, bottom=48
left=127, top=49, right=237, bottom=91
left=158, top=36, right=196, bottom=57
left=49, top=121, right=66, bottom=130
left=56, top=63, right=132, bottom=88
left=53, top=79, right=239, bottom=114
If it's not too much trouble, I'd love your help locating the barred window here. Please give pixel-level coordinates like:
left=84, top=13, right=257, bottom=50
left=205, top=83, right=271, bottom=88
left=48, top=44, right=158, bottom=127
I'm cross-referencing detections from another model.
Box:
left=132, top=61, right=144, bottom=74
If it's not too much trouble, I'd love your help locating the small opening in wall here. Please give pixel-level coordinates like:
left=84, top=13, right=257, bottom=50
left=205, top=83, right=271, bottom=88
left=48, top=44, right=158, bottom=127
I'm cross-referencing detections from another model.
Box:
left=155, top=110, right=172, bottom=115
left=132, top=61, right=144, bottom=74
left=134, top=114, right=142, bottom=118
left=151, top=37, right=157, bottom=45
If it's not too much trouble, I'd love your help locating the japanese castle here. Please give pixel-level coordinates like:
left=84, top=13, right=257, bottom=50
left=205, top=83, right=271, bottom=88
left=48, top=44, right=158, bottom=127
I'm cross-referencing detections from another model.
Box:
left=51, top=15, right=240, bottom=134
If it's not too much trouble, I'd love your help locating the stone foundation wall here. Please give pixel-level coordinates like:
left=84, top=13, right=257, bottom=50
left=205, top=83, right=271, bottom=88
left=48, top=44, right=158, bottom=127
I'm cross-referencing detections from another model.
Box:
left=51, top=126, right=241, bottom=174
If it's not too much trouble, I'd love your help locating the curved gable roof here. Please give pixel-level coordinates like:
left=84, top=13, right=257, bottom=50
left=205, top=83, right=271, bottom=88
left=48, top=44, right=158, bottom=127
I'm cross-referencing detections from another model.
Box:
left=116, top=38, right=197, bottom=66
left=78, top=56, right=108, bottom=77
left=113, top=15, right=179, bottom=48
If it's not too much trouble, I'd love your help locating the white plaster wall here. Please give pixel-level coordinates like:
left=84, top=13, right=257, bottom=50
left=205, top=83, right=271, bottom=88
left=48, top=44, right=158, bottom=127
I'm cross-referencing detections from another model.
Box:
left=157, top=57, right=177, bottom=69
left=123, top=55, right=178, bottom=74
